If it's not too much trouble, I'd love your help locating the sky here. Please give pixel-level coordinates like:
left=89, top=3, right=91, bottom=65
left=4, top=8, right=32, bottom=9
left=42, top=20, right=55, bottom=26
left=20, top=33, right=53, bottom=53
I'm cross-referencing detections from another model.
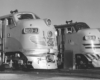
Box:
left=0, top=0, right=100, bottom=28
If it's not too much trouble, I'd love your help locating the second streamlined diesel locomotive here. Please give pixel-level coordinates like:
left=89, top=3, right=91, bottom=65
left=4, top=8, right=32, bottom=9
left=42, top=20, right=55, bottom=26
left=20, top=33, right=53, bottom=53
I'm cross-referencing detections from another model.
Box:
left=0, top=10, right=58, bottom=70
left=55, top=21, right=100, bottom=69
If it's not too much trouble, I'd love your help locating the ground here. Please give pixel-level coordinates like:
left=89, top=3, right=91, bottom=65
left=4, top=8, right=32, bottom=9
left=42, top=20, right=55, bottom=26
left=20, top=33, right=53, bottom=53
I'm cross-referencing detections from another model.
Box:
left=0, top=71, right=99, bottom=80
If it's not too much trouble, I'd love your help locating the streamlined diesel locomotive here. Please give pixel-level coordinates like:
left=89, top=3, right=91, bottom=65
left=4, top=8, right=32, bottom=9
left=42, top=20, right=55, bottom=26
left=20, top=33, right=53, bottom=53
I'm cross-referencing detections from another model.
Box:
left=0, top=10, right=58, bottom=69
left=55, top=21, right=100, bottom=69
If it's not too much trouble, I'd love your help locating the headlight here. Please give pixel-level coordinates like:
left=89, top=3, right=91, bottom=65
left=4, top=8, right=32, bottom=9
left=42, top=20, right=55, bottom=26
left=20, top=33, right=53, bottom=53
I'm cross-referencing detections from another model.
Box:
left=55, top=31, right=58, bottom=36
left=83, top=35, right=96, bottom=40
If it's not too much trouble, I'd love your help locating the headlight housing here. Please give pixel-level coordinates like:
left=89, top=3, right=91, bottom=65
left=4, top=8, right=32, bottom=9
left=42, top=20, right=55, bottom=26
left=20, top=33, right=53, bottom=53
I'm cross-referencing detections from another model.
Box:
left=83, top=35, right=96, bottom=40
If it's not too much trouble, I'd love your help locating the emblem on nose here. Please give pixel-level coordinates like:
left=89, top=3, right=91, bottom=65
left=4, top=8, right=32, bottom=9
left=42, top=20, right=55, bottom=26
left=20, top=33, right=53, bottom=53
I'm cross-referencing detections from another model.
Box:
left=48, top=31, right=53, bottom=37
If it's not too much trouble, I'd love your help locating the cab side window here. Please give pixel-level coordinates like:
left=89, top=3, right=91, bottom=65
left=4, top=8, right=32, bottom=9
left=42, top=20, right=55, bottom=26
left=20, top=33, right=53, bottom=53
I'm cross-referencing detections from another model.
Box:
left=7, top=17, right=15, bottom=29
left=7, top=18, right=14, bottom=25
left=67, top=27, right=72, bottom=34
left=66, top=27, right=76, bottom=34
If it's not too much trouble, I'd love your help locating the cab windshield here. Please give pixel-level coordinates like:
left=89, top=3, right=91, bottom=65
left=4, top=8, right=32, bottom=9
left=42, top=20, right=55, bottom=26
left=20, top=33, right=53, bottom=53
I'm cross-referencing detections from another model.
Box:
left=75, top=23, right=90, bottom=32
left=34, top=14, right=40, bottom=19
left=17, top=14, right=34, bottom=20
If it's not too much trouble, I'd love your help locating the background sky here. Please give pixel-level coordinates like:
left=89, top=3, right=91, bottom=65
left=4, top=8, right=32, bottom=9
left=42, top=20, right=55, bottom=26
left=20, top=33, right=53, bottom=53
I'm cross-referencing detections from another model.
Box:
left=0, top=0, right=100, bottom=28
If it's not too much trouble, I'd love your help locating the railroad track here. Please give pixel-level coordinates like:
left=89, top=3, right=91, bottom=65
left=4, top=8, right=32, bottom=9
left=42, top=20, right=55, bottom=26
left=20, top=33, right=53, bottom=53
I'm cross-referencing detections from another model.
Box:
left=1, top=69, right=100, bottom=79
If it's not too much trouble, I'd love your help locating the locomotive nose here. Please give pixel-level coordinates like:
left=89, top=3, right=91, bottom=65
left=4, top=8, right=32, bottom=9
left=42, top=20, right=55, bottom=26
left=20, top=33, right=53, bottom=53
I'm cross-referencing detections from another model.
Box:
left=20, top=19, right=49, bottom=28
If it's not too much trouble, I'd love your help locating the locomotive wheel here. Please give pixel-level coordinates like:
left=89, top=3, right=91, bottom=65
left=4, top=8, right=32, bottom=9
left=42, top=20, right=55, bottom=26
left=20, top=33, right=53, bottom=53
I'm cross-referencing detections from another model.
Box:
left=12, top=61, right=20, bottom=70
left=57, top=58, right=63, bottom=69
left=75, top=54, right=88, bottom=69
left=76, top=64, right=81, bottom=69
left=21, top=65, right=32, bottom=71
left=21, top=62, right=33, bottom=71
left=0, top=64, right=5, bottom=71
left=76, top=61, right=88, bottom=69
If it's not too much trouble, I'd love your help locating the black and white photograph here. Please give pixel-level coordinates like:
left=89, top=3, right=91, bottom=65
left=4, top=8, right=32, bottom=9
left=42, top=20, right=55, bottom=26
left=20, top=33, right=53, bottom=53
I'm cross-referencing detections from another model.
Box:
left=0, top=0, right=100, bottom=80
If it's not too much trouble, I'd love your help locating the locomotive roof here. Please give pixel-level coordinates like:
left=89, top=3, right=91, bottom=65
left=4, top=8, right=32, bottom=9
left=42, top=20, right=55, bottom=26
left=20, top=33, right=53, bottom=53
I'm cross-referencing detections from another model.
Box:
left=54, top=22, right=89, bottom=28
left=0, top=11, right=36, bottom=20
left=55, top=22, right=89, bottom=28
left=55, top=22, right=90, bottom=32
left=0, top=14, right=12, bottom=20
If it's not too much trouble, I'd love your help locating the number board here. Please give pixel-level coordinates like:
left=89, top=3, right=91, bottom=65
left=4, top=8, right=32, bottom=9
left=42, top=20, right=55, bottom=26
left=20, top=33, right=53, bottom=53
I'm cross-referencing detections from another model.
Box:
left=24, top=28, right=38, bottom=34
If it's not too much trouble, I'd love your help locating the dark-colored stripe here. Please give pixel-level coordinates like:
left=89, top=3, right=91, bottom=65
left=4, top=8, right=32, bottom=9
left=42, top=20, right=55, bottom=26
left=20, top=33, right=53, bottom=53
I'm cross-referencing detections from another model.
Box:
left=85, top=47, right=100, bottom=49
left=83, top=44, right=100, bottom=46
